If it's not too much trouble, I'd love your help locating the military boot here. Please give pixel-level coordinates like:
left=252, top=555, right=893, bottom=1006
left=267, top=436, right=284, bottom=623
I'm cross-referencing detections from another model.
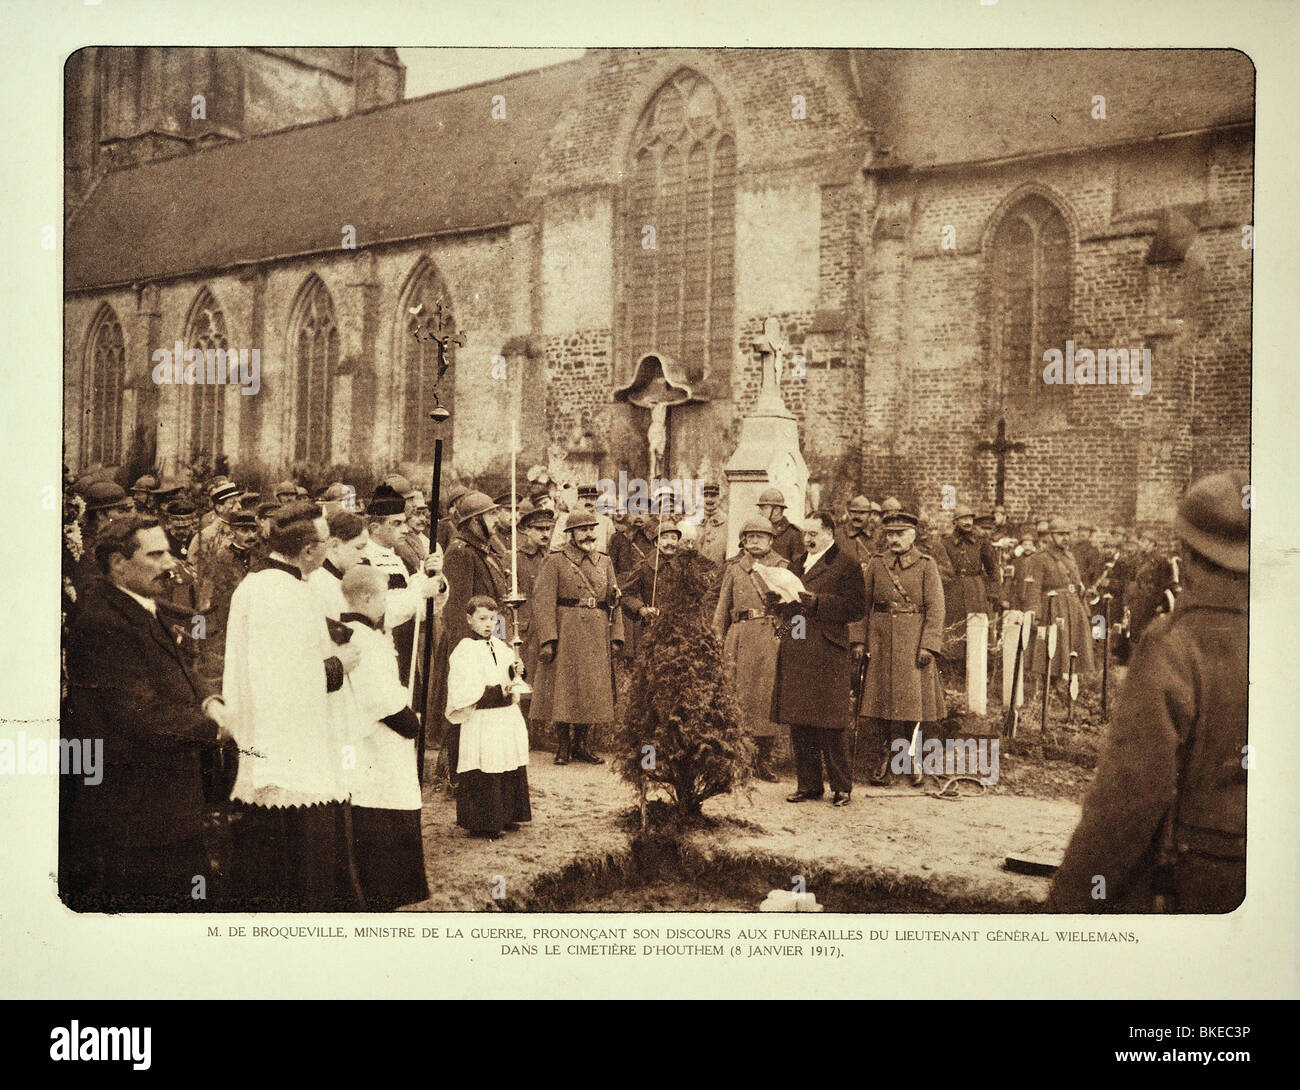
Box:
left=554, top=723, right=571, bottom=765
left=571, top=723, right=604, bottom=764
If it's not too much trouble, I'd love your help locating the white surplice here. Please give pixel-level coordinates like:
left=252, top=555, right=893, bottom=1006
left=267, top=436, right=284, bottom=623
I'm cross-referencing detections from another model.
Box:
left=445, top=636, right=530, bottom=775
left=224, top=566, right=354, bottom=808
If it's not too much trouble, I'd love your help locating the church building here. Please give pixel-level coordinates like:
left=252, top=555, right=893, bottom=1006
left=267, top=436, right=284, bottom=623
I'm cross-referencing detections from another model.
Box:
left=64, top=47, right=1253, bottom=526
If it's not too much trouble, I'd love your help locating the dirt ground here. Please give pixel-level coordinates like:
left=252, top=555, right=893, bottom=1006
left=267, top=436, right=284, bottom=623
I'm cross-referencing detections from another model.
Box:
left=407, top=746, right=1085, bottom=913
left=406, top=660, right=1110, bottom=912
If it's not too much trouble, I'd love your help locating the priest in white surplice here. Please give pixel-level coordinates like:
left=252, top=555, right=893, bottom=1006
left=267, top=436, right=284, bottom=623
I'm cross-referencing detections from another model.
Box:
left=223, top=500, right=363, bottom=910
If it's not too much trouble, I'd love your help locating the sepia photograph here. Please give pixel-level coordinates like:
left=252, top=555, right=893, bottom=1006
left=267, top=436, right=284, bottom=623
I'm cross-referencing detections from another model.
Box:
left=54, top=41, right=1256, bottom=920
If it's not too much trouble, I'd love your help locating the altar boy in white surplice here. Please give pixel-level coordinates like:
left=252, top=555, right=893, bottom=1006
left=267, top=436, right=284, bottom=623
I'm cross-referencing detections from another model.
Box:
left=339, top=566, right=439, bottom=910
left=445, top=596, right=532, bottom=839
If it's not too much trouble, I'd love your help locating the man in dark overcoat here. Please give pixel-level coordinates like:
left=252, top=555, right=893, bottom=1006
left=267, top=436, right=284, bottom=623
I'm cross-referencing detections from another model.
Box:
left=769, top=510, right=866, bottom=807
left=62, top=515, right=229, bottom=911
left=1049, top=471, right=1248, bottom=913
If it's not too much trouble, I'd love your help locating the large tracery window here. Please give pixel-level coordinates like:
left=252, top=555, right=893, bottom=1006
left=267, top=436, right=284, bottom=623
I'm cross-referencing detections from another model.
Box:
left=990, top=194, right=1072, bottom=401
left=291, top=275, right=338, bottom=465
left=623, top=69, right=736, bottom=384
left=400, top=260, right=456, bottom=465
left=184, top=287, right=228, bottom=462
left=84, top=303, right=125, bottom=466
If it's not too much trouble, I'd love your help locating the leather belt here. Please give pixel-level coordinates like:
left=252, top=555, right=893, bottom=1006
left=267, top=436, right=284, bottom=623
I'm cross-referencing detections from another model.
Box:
left=874, top=603, right=922, bottom=614
left=732, top=608, right=767, bottom=622
left=557, top=596, right=611, bottom=612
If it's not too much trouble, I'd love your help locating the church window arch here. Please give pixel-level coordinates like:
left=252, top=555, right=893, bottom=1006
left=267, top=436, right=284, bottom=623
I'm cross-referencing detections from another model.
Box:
left=621, top=69, right=736, bottom=384
left=289, top=274, right=338, bottom=465
left=83, top=303, right=126, bottom=466
left=183, top=286, right=229, bottom=462
left=397, top=260, right=456, bottom=465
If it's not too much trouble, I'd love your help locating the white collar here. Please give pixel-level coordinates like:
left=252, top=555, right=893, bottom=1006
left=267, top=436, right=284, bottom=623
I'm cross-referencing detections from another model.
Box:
left=117, top=584, right=158, bottom=616
left=804, top=546, right=830, bottom=572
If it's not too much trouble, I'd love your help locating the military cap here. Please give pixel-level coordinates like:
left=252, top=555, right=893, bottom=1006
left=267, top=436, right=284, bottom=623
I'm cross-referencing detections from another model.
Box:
left=564, top=509, right=599, bottom=532
left=255, top=500, right=281, bottom=519
left=517, top=501, right=555, bottom=528
left=882, top=509, right=919, bottom=529
left=1175, top=469, right=1249, bottom=573
left=526, top=483, right=551, bottom=503
left=210, top=480, right=242, bottom=505
left=368, top=483, right=407, bottom=518
left=73, top=466, right=115, bottom=496
left=847, top=495, right=873, bottom=514
left=1046, top=517, right=1071, bottom=535
left=881, top=496, right=903, bottom=514
left=239, top=490, right=261, bottom=508
left=131, top=475, right=158, bottom=493
left=739, top=516, right=776, bottom=537
left=454, top=491, right=500, bottom=524
left=974, top=512, right=996, bottom=527
left=319, top=481, right=350, bottom=503
left=444, top=482, right=471, bottom=506
left=229, top=511, right=258, bottom=528
left=756, top=487, right=787, bottom=509
left=952, top=504, right=975, bottom=520
left=702, top=483, right=720, bottom=497
left=576, top=485, right=599, bottom=500
left=272, top=479, right=298, bottom=500
left=84, top=481, right=131, bottom=512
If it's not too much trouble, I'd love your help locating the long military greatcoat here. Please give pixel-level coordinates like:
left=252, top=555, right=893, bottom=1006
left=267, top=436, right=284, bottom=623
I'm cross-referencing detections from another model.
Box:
left=1049, top=570, right=1247, bottom=912
left=619, top=550, right=685, bottom=663
left=713, top=550, right=789, bottom=738
left=512, top=538, right=550, bottom=687
left=770, top=543, right=866, bottom=731
left=940, top=530, right=998, bottom=625
left=1020, top=544, right=1096, bottom=677
left=861, top=546, right=947, bottom=722
left=530, top=543, right=625, bottom=724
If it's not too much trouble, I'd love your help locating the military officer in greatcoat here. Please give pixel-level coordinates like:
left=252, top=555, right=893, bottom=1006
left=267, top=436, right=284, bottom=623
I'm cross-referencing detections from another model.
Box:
left=755, top=487, right=804, bottom=562
left=619, top=516, right=686, bottom=665
left=512, top=500, right=556, bottom=741
left=860, top=509, right=947, bottom=786
left=687, top=482, right=728, bottom=569
left=1020, top=516, right=1096, bottom=689
left=531, top=509, right=625, bottom=765
left=1049, top=471, right=1247, bottom=913
left=713, top=516, right=788, bottom=781
left=940, top=505, right=999, bottom=663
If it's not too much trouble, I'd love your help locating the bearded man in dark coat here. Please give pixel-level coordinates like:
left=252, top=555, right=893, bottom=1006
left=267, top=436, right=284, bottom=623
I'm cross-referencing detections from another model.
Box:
left=769, top=510, right=866, bottom=807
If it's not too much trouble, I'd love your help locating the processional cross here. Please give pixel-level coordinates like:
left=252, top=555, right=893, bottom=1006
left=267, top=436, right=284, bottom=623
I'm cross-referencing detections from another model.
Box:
left=408, top=299, right=465, bottom=413
left=976, top=418, right=1027, bottom=506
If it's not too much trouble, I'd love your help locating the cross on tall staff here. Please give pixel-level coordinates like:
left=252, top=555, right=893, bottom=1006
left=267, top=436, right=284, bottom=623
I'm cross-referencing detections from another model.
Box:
left=407, top=299, right=462, bottom=783
left=977, top=418, right=1027, bottom=506
left=408, top=299, right=465, bottom=413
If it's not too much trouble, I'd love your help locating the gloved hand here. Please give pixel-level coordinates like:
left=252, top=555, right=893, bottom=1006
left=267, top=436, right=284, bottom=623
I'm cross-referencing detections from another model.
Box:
left=539, top=641, right=557, bottom=664
left=916, top=649, right=933, bottom=669
left=851, top=643, right=865, bottom=662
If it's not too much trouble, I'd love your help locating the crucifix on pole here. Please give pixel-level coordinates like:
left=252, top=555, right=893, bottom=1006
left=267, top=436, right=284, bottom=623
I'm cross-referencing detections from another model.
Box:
left=407, top=299, right=463, bottom=784
left=976, top=418, right=1027, bottom=506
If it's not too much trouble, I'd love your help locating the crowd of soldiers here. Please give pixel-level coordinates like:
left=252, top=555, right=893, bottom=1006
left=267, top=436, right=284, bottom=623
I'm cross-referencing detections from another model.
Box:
left=59, top=459, right=1245, bottom=914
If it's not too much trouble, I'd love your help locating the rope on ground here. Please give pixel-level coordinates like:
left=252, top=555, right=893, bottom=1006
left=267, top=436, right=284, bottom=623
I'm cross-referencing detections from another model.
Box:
left=860, top=774, right=989, bottom=801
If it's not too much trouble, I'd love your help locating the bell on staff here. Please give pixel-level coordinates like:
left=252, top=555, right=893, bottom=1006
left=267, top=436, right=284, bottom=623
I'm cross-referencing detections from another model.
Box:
left=429, top=404, right=451, bottom=422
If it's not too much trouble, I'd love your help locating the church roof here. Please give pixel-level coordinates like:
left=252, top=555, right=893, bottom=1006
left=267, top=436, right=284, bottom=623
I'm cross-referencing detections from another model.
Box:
left=66, top=56, right=589, bottom=292
left=855, top=49, right=1254, bottom=170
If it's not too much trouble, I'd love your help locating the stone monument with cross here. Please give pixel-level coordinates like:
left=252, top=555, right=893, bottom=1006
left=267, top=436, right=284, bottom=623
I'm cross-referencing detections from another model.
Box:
left=723, top=317, right=809, bottom=557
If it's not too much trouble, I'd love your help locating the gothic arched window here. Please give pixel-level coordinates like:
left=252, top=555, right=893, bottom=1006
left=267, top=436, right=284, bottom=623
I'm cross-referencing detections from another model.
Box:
left=990, top=194, right=1072, bottom=399
left=399, top=260, right=456, bottom=465
left=84, top=303, right=125, bottom=466
left=291, top=275, right=338, bottom=465
left=184, top=287, right=229, bottom=462
left=623, top=69, right=736, bottom=384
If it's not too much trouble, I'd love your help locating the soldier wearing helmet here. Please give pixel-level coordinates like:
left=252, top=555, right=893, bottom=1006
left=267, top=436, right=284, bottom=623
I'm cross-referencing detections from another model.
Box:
left=755, top=486, right=802, bottom=561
